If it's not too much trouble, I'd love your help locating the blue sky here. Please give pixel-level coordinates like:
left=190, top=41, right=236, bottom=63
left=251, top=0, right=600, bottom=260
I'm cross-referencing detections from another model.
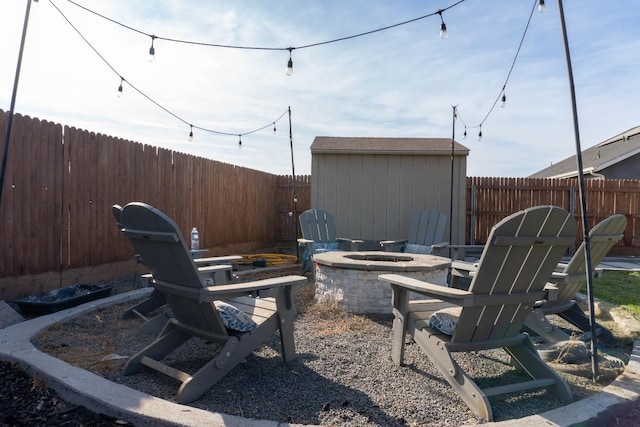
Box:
left=1, top=0, right=638, bottom=177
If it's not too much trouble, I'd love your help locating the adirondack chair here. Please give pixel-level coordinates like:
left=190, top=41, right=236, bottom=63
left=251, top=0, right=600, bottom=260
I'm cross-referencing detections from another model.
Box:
left=380, top=209, right=448, bottom=255
left=379, top=205, right=576, bottom=421
left=118, top=202, right=308, bottom=403
left=524, top=214, right=627, bottom=343
left=113, top=204, right=242, bottom=334
left=297, top=209, right=362, bottom=274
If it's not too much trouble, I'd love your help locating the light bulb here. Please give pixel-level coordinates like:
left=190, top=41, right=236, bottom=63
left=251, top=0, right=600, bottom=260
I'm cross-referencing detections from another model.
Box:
left=188, top=126, right=193, bottom=141
left=463, top=128, right=467, bottom=140
left=117, top=78, right=124, bottom=97
left=538, top=0, right=547, bottom=13
left=148, top=36, right=156, bottom=62
left=477, top=128, right=483, bottom=142
left=286, top=57, right=293, bottom=76
left=238, top=135, right=242, bottom=148
left=500, top=94, right=506, bottom=108
left=440, top=22, right=448, bottom=39
left=273, top=123, right=277, bottom=134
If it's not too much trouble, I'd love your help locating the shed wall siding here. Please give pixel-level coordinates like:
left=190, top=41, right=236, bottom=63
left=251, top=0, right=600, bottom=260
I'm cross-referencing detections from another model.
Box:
left=311, top=152, right=466, bottom=244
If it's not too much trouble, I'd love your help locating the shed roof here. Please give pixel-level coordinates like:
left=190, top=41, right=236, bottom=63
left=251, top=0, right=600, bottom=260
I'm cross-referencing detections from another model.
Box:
left=529, top=125, right=640, bottom=178
left=311, top=136, right=469, bottom=156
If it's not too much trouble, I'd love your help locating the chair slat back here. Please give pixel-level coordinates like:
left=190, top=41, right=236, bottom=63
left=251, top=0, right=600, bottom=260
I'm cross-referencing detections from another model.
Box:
left=407, top=210, right=447, bottom=246
left=453, top=206, right=577, bottom=343
left=121, top=202, right=226, bottom=333
left=299, top=209, right=337, bottom=243
left=552, top=214, right=627, bottom=307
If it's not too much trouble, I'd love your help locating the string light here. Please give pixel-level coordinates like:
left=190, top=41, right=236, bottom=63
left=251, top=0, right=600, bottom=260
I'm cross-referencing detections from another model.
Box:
left=61, top=0, right=468, bottom=75
left=53, top=0, right=540, bottom=150
left=438, top=11, right=448, bottom=39
left=454, top=0, right=538, bottom=143
left=148, top=35, right=156, bottom=62
left=463, top=126, right=467, bottom=140
left=286, top=49, right=293, bottom=76
left=273, top=123, right=277, bottom=134
left=117, top=77, right=124, bottom=97
left=538, top=0, right=547, bottom=13
left=188, top=125, right=193, bottom=141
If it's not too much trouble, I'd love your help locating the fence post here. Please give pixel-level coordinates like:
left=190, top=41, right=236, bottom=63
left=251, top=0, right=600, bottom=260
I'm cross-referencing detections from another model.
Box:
left=470, top=183, right=477, bottom=245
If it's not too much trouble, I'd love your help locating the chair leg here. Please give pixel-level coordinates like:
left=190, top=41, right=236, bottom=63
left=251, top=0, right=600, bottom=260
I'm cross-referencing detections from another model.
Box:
left=411, top=328, right=493, bottom=421
left=557, top=303, right=615, bottom=343
left=505, top=336, right=573, bottom=403
left=121, top=289, right=167, bottom=319
left=524, top=309, right=572, bottom=343
left=124, top=323, right=190, bottom=375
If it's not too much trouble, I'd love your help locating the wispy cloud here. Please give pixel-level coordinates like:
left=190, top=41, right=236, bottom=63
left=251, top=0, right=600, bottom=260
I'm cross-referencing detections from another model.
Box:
left=1, top=0, right=638, bottom=177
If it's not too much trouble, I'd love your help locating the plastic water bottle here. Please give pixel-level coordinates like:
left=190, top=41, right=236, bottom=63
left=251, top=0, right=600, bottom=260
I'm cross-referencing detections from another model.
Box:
left=190, top=227, right=199, bottom=251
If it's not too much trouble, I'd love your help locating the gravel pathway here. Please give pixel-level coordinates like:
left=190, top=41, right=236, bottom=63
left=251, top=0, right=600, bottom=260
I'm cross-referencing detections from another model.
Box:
left=26, top=271, right=631, bottom=427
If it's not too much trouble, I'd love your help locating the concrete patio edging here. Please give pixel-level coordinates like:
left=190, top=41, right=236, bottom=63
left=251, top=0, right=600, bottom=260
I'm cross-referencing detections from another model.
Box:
left=0, top=288, right=638, bottom=427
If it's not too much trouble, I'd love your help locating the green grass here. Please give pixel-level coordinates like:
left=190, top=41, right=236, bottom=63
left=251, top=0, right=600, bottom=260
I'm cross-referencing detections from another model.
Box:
left=587, top=271, right=640, bottom=320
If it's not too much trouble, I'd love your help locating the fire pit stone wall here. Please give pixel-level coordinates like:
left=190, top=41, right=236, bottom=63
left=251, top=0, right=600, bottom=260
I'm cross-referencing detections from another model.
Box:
left=313, top=251, right=450, bottom=315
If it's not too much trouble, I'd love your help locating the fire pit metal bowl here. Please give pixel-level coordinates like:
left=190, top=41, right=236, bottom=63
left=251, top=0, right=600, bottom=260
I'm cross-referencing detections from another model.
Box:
left=313, top=251, right=451, bottom=314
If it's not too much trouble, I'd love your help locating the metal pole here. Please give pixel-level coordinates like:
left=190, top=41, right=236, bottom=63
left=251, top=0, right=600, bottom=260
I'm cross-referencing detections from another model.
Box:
left=288, top=106, right=299, bottom=262
left=449, top=105, right=457, bottom=259
left=557, top=0, right=598, bottom=380
left=1, top=0, right=34, bottom=205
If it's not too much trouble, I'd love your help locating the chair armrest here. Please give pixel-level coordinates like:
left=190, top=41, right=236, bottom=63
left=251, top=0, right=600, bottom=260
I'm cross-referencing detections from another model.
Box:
left=447, top=244, right=485, bottom=260
left=450, top=260, right=478, bottom=274
left=380, top=240, right=406, bottom=252
left=432, top=241, right=449, bottom=249
left=380, top=273, right=547, bottom=307
left=380, top=239, right=406, bottom=246
left=154, top=275, right=308, bottom=302
left=195, top=255, right=243, bottom=266
left=379, top=273, right=474, bottom=306
left=297, top=238, right=314, bottom=245
left=336, top=237, right=363, bottom=251
left=549, top=271, right=570, bottom=284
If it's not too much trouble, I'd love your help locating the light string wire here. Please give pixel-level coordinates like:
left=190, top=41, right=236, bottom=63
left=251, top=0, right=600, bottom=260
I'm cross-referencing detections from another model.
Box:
left=456, top=0, right=538, bottom=134
left=61, top=0, right=466, bottom=52
left=48, top=0, right=290, bottom=139
left=50, top=0, right=538, bottom=143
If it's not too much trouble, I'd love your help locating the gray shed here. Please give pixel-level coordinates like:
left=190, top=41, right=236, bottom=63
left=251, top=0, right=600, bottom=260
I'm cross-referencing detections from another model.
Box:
left=310, top=136, right=469, bottom=247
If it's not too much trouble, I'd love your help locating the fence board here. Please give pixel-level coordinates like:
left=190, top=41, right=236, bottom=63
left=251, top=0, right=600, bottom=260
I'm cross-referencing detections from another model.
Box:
left=2, top=111, right=640, bottom=300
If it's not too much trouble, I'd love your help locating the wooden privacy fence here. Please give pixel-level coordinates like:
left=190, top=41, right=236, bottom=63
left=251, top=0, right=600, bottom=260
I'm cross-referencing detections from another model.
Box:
left=0, top=112, right=310, bottom=300
left=465, top=177, right=640, bottom=255
left=3, top=111, right=640, bottom=300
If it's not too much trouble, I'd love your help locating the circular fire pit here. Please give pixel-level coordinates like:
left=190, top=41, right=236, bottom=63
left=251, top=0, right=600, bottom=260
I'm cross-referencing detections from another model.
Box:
left=313, top=251, right=451, bottom=314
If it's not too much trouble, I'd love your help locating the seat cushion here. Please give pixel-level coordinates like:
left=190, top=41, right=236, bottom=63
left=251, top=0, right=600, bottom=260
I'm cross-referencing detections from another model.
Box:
left=214, top=301, right=258, bottom=332
left=428, top=306, right=462, bottom=335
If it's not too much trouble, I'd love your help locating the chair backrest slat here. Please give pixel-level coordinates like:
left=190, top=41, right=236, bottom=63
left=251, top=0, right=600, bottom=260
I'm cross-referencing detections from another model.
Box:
left=407, top=210, right=447, bottom=246
left=299, top=209, right=336, bottom=243
left=452, top=206, right=577, bottom=342
left=552, top=214, right=627, bottom=307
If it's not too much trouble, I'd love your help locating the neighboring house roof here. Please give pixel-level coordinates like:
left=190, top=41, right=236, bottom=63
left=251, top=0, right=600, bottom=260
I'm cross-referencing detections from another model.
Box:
left=311, top=136, right=469, bottom=156
left=529, top=126, right=640, bottom=179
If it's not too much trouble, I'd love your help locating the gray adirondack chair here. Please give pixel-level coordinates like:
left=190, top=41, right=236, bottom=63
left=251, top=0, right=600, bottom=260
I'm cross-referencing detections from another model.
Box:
left=379, top=205, right=576, bottom=421
left=113, top=204, right=242, bottom=334
left=297, top=209, right=361, bottom=274
left=119, top=202, right=307, bottom=403
left=524, top=214, right=627, bottom=343
left=380, top=209, right=448, bottom=254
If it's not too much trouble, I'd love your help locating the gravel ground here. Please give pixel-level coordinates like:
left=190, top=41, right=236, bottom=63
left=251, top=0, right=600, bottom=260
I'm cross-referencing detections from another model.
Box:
left=3, top=268, right=635, bottom=426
